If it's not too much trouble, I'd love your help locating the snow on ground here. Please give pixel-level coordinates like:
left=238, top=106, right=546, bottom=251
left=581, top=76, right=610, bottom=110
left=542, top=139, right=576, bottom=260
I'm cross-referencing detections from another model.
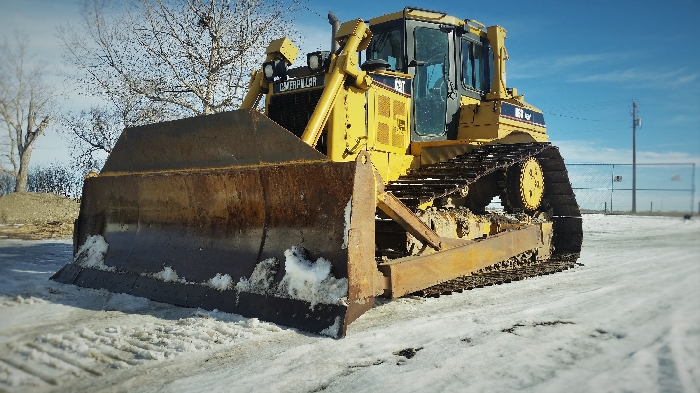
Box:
left=0, top=215, right=698, bottom=392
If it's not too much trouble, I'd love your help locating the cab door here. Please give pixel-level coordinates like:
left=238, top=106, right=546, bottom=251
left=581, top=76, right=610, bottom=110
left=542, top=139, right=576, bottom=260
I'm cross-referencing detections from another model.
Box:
left=409, top=25, right=460, bottom=141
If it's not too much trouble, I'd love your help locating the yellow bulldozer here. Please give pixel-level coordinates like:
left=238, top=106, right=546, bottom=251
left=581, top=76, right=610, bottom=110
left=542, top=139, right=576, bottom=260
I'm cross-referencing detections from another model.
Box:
left=52, top=7, right=582, bottom=338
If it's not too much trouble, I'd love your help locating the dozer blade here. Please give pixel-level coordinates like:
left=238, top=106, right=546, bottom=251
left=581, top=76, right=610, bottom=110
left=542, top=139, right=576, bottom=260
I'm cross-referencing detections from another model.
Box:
left=52, top=110, right=381, bottom=338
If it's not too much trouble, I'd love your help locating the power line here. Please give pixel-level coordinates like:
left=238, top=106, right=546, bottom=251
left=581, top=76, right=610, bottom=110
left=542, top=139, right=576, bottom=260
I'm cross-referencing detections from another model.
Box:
left=550, top=127, right=630, bottom=136
left=300, top=4, right=326, bottom=20
left=540, top=99, right=632, bottom=122
left=543, top=111, right=604, bottom=122
left=543, top=99, right=630, bottom=112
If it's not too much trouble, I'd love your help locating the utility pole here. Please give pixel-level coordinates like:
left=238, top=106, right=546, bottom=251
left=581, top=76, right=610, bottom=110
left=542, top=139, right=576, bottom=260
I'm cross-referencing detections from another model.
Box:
left=692, top=163, right=696, bottom=216
left=632, top=101, right=637, bottom=213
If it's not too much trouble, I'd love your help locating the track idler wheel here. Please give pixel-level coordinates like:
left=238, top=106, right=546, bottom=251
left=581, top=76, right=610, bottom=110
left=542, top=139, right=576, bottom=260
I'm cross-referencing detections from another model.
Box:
left=503, top=157, right=544, bottom=212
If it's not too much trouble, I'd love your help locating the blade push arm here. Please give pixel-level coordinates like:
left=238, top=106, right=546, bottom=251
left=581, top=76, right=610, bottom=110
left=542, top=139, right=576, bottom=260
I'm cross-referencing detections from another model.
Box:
left=300, top=19, right=373, bottom=147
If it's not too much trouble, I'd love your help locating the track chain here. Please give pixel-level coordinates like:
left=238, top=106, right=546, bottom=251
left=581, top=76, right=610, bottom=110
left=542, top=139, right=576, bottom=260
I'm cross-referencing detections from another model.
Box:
left=414, top=253, right=581, bottom=297
left=385, top=142, right=551, bottom=207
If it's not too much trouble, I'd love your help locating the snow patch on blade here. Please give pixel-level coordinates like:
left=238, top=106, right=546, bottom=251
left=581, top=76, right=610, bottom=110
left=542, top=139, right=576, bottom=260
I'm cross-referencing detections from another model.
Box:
left=149, top=266, right=187, bottom=283
left=235, top=257, right=279, bottom=294
left=208, top=273, right=233, bottom=291
left=278, top=246, right=348, bottom=309
left=73, top=235, right=113, bottom=271
left=235, top=246, right=348, bottom=310
left=320, top=316, right=342, bottom=338
left=342, top=197, right=352, bottom=249
left=143, top=268, right=234, bottom=288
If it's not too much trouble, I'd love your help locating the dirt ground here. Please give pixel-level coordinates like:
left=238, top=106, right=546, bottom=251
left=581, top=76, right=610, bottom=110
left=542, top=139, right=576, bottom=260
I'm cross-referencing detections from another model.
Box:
left=0, top=192, right=79, bottom=240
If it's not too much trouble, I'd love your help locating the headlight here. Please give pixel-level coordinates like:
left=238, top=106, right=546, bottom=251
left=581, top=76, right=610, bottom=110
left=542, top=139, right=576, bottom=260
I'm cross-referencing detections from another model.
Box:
left=262, top=60, right=288, bottom=82
left=263, top=63, right=275, bottom=81
left=308, top=55, right=319, bottom=71
left=307, top=51, right=331, bottom=73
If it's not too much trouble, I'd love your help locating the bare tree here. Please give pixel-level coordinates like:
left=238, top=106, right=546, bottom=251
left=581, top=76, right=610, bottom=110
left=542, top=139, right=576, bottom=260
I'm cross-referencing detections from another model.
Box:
left=27, top=163, right=82, bottom=199
left=59, top=0, right=302, bottom=121
left=0, top=34, right=54, bottom=193
left=62, top=106, right=123, bottom=174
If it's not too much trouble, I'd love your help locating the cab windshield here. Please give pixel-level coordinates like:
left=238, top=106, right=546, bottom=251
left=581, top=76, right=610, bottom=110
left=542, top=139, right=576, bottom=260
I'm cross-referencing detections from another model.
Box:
left=368, top=24, right=404, bottom=71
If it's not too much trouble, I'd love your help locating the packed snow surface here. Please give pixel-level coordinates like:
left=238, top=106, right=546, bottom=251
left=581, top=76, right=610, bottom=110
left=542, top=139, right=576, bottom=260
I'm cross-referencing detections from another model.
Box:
left=0, top=215, right=698, bottom=392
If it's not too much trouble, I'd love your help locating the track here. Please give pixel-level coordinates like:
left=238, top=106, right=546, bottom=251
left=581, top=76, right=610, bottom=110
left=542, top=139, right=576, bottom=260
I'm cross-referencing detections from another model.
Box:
left=386, top=143, right=552, bottom=207
left=378, top=142, right=583, bottom=295
left=415, top=253, right=582, bottom=297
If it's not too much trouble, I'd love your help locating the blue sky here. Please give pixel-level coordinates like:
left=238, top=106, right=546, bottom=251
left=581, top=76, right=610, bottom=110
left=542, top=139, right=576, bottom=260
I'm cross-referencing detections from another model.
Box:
left=1, top=0, right=699, bottom=208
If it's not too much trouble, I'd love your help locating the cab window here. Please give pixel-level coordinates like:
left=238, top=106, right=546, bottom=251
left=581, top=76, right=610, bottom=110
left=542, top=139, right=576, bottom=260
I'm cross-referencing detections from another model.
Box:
left=369, top=27, right=404, bottom=71
left=462, top=40, right=485, bottom=91
left=413, top=26, right=449, bottom=135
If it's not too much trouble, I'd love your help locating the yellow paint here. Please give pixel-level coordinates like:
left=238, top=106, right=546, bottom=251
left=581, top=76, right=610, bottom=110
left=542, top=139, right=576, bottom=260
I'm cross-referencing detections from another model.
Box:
left=378, top=225, right=547, bottom=297
left=327, top=86, right=368, bottom=162
left=265, top=37, right=299, bottom=65
left=457, top=100, right=548, bottom=142
left=258, top=10, right=551, bottom=187
left=369, top=9, right=466, bottom=28
left=369, top=151, right=390, bottom=182
left=241, top=38, right=300, bottom=109
left=519, top=158, right=545, bottom=210
left=300, top=19, right=372, bottom=147
left=485, top=25, right=509, bottom=101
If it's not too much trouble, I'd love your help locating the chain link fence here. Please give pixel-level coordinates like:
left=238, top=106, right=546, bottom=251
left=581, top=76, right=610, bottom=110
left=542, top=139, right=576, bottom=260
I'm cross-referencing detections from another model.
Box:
left=566, top=163, right=696, bottom=214
left=3, top=162, right=697, bottom=213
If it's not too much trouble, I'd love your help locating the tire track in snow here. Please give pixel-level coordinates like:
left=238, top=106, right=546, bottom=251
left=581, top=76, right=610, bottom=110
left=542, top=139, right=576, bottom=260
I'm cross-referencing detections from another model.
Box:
left=0, top=310, right=283, bottom=389
left=0, top=356, right=59, bottom=387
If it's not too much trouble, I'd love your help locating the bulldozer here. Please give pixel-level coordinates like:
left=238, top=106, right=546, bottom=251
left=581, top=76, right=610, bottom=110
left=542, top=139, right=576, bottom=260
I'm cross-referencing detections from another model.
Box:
left=52, top=7, right=582, bottom=338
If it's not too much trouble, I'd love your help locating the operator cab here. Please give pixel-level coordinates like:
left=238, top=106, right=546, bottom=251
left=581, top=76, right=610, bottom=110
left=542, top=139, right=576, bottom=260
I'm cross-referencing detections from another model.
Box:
left=365, top=7, right=493, bottom=142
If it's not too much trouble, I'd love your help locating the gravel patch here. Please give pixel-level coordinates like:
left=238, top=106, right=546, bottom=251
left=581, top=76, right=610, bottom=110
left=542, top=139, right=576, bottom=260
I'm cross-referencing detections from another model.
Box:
left=0, top=192, right=79, bottom=239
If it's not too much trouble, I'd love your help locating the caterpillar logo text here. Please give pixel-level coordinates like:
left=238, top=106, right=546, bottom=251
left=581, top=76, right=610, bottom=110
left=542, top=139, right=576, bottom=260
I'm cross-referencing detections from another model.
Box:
left=515, top=107, right=532, bottom=121
left=394, top=79, right=406, bottom=94
left=274, top=75, right=324, bottom=93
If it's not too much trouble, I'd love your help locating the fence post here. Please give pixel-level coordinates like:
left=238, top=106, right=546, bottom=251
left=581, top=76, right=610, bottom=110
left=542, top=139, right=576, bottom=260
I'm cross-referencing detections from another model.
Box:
left=611, top=164, right=615, bottom=213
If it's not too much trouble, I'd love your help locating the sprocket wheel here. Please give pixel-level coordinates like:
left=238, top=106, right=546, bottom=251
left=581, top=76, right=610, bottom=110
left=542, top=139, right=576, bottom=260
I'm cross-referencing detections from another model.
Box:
left=503, top=157, right=544, bottom=212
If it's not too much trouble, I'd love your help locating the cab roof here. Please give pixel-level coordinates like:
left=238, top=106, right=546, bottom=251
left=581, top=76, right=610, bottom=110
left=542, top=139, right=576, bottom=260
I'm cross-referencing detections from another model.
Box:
left=368, top=7, right=486, bottom=36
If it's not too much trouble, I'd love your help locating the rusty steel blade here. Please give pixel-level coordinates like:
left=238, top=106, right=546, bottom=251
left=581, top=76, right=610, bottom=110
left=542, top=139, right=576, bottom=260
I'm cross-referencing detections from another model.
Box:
left=52, top=110, right=379, bottom=337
